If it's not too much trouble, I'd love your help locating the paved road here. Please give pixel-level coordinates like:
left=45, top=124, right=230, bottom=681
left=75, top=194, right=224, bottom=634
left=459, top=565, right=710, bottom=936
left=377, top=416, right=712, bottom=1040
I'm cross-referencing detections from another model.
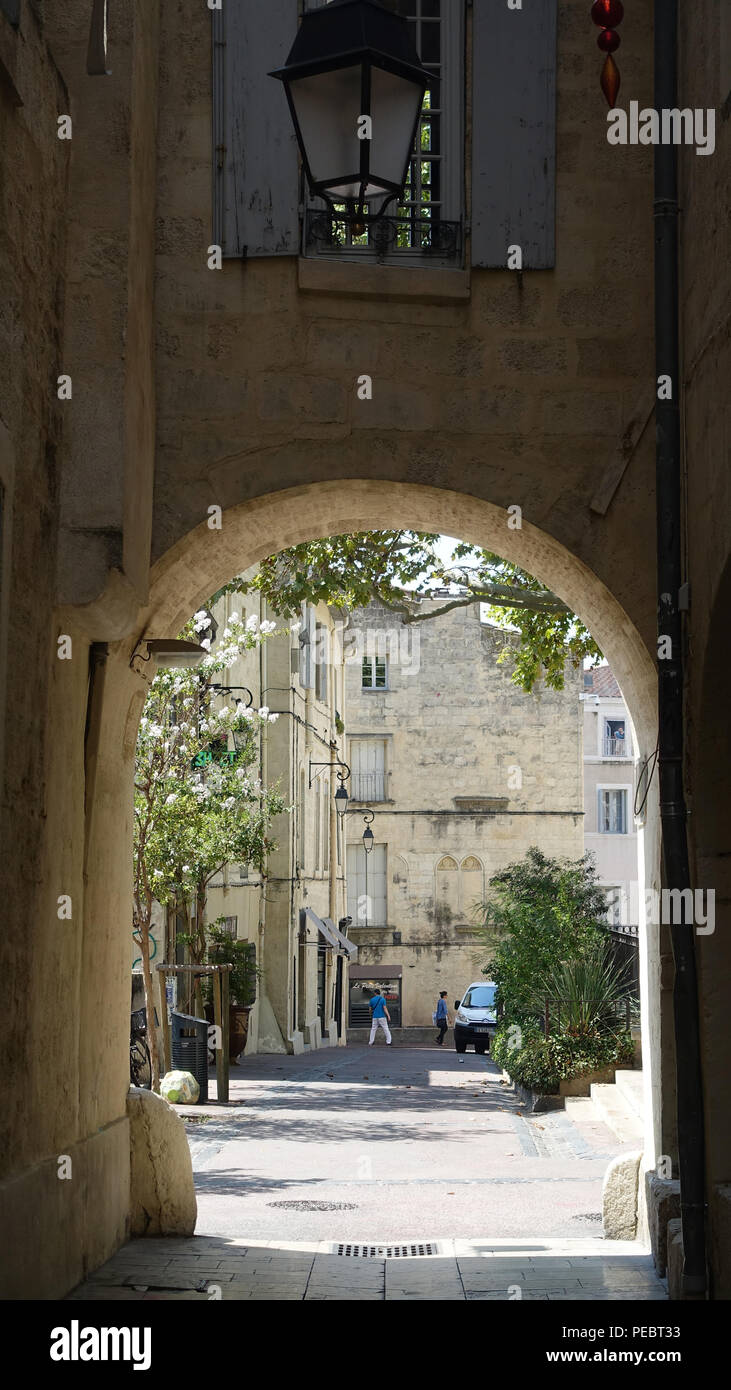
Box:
left=179, top=1044, right=636, bottom=1244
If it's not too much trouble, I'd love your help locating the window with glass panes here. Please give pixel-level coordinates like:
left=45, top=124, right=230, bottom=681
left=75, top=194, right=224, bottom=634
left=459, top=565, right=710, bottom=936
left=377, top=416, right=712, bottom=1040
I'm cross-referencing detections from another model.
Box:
left=362, top=656, right=388, bottom=689
left=598, top=788, right=628, bottom=835
left=304, top=0, right=464, bottom=265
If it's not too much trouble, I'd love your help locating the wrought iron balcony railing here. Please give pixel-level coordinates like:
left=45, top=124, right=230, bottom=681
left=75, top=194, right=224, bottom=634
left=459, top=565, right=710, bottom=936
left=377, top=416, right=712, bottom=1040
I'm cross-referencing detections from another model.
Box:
left=305, top=208, right=462, bottom=265
left=603, top=735, right=631, bottom=757
left=351, top=772, right=386, bottom=803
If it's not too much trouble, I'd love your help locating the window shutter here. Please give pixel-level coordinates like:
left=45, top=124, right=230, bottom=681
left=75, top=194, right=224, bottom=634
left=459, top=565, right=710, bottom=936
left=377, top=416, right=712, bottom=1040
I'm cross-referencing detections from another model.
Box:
left=213, top=0, right=300, bottom=259
left=471, top=0, right=557, bottom=269
left=300, top=603, right=316, bottom=690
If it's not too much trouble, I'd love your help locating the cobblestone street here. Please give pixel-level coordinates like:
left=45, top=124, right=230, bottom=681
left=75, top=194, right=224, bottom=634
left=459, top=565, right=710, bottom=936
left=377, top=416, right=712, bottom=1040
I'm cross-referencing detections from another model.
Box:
left=70, top=1046, right=667, bottom=1301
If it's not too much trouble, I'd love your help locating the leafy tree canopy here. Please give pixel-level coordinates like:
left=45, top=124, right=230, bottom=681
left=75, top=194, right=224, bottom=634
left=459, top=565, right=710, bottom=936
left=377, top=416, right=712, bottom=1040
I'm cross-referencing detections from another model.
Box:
left=228, top=531, right=602, bottom=692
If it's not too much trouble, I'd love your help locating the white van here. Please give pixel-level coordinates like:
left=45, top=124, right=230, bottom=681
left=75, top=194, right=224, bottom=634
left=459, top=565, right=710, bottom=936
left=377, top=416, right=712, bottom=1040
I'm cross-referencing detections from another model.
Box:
left=453, top=981, right=498, bottom=1054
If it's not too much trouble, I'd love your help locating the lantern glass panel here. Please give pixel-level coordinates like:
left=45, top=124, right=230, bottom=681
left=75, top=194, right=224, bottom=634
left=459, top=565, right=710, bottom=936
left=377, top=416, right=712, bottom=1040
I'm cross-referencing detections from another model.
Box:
left=289, top=66, right=363, bottom=198
left=290, top=62, right=425, bottom=201
left=370, top=66, right=425, bottom=189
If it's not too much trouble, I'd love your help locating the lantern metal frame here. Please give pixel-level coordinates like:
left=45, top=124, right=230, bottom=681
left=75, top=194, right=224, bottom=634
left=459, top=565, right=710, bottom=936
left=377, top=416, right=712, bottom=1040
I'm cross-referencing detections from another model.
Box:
left=270, top=0, right=430, bottom=222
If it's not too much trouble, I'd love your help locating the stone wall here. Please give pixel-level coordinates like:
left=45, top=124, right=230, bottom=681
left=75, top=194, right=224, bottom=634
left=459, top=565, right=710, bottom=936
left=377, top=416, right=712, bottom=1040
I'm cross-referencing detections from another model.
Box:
left=344, top=601, right=583, bottom=1026
left=6, top=0, right=731, bottom=1298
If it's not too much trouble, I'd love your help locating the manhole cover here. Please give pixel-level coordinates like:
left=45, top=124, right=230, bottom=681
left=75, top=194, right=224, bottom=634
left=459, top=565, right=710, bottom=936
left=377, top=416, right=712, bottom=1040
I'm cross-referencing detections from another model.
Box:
left=267, top=1200, right=358, bottom=1211
left=336, top=1243, right=438, bottom=1258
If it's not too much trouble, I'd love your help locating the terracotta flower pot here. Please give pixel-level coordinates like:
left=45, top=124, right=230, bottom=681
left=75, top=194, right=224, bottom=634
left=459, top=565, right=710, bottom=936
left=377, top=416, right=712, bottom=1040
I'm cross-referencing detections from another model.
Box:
left=229, top=1004, right=251, bottom=1061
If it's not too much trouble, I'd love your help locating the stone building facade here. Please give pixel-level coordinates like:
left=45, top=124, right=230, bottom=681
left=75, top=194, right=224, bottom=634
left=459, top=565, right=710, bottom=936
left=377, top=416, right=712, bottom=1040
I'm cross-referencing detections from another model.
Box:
left=1, top=0, right=730, bottom=1299
left=344, top=601, right=583, bottom=1027
left=196, top=587, right=351, bottom=1054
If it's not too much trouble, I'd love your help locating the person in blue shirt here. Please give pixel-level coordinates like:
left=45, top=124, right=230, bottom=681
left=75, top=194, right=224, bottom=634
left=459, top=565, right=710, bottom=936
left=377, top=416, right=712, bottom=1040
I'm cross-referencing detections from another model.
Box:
left=435, top=991, right=450, bottom=1045
left=368, top=988, right=392, bottom=1046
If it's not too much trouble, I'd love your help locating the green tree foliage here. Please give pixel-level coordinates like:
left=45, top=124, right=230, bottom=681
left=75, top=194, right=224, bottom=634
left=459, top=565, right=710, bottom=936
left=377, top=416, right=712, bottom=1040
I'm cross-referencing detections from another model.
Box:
left=231, top=531, right=602, bottom=693
left=133, top=608, right=287, bottom=1088
left=479, top=848, right=609, bottom=1026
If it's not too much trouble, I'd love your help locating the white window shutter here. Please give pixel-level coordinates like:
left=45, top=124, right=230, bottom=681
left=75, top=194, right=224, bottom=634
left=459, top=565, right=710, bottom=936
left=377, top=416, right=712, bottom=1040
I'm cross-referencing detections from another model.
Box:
left=212, top=1, right=300, bottom=259
left=471, top=0, right=557, bottom=269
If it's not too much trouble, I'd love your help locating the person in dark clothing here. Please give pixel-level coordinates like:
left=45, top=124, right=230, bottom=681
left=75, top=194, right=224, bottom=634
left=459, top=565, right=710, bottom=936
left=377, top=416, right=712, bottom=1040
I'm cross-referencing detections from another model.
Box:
left=435, top=991, right=450, bottom=1045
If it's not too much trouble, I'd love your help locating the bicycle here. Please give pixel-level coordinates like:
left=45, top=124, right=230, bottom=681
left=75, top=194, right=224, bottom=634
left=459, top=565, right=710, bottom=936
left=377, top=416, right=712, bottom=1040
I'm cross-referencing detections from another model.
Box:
left=130, top=1007, right=152, bottom=1088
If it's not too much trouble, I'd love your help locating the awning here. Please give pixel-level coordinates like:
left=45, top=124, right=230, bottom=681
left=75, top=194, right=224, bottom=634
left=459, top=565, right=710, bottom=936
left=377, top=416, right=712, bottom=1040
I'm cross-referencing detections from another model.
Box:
left=323, top=918, right=358, bottom=961
left=349, top=965, right=403, bottom=980
left=300, top=908, right=358, bottom=961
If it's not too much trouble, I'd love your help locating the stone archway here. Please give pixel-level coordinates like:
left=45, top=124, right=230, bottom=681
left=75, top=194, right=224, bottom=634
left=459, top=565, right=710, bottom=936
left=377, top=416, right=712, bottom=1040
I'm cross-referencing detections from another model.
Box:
left=30, top=478, right=662, bottom=1297
left=130, top=478, right=664, bottom=1138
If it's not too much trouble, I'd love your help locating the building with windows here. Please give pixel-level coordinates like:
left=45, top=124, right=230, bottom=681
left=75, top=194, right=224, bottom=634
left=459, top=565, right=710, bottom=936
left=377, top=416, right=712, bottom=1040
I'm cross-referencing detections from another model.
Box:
left=198, top=586, right=354, bottom=1054
left=582, top=665, right=641, bottom=932
left=343, top=600, right=584, bottom=1029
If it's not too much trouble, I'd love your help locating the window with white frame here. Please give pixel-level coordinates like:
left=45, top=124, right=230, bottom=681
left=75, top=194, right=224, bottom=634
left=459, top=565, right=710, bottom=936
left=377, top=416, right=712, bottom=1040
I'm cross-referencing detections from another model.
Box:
left=350, top=737, right=387, bottom=802
left=304, top=0, right=464, bottom=266
left=598, top=787, right=628, bottom=835
left=362, top=655, right=387, bottom=690
left=603, top=717, right=630, bottom=758
left=604, top=886, right=624, bottom=926
left=347, top=843, right=387, bottom=926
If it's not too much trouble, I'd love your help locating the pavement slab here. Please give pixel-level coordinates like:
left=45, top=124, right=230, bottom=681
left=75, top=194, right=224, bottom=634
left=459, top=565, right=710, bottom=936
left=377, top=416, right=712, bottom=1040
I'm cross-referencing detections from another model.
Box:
left=67, top=1047, right=667, bottom=1302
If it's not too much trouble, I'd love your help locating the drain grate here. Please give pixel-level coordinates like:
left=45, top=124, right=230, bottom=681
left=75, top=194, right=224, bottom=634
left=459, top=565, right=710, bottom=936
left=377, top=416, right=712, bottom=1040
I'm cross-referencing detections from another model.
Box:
left=267, top=1200, right=358, bottom=1211
left=336, top=1243, right=437, bottom=1258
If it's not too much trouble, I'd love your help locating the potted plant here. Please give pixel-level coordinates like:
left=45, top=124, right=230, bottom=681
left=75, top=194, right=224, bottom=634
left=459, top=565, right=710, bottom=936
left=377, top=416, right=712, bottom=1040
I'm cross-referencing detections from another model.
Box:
left=204, top=920, right=261, bottom=1062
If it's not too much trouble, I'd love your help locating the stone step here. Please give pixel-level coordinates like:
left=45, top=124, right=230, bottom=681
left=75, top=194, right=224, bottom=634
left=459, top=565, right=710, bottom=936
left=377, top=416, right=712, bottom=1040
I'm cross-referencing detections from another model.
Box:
left=589, top=1079, right=644, bottom=1145
left=614, top=1068, right=645, bottom=1120
left=564, top=1095, right=598, bottom=1123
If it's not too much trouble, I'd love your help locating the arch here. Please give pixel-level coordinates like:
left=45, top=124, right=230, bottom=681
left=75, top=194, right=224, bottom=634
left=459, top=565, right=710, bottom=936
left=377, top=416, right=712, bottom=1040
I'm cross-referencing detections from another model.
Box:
left=97, top=477, right=661, bottom=1186
left=436, top=856, right=459, bottom=871
left=138, top=481, right=657, bottom=756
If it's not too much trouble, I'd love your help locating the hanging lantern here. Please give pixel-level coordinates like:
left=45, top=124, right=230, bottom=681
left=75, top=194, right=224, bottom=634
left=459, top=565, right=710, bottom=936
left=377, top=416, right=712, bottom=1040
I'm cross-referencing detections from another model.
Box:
left=591, top=0, right=624, bottom=108
left=270, top=0, right=430, bottom=218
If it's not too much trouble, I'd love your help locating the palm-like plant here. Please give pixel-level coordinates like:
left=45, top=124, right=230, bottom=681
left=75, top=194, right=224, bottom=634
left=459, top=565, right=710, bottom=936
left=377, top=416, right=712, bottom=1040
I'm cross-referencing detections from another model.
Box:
left=535, top=943, right=635, bottom=1038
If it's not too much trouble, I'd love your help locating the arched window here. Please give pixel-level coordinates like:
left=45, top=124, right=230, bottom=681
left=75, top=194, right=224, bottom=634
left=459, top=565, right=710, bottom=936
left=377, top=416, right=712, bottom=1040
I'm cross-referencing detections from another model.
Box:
left=435, top=856, right=459, bottom=917
left=460, top=856, right=484, bottom=921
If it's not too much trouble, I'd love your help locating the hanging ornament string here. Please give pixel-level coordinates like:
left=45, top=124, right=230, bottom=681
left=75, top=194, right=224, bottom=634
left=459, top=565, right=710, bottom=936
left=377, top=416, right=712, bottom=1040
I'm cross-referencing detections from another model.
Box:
left=591, top=0, right=624, bottom=108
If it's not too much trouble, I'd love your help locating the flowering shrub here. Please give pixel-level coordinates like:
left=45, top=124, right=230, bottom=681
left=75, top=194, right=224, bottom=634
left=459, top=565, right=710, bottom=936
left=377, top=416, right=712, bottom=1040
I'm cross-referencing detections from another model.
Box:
left=133, top=606, right=289, bottom=1086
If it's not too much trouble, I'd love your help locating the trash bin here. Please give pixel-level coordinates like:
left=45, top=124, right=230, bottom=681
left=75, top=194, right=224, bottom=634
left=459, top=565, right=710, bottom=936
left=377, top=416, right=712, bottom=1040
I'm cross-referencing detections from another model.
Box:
left=170, top=1010, right=208, bottom=1103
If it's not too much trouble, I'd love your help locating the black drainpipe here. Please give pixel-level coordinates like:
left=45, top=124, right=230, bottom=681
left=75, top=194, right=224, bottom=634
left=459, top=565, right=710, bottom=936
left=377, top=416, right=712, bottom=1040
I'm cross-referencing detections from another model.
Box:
left=654, top=0, right=706, bottom=1296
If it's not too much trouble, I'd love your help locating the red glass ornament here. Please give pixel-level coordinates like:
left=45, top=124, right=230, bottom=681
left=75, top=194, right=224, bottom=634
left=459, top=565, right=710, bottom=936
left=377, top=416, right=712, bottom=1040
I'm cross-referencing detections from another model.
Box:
left=591, top=0, right=624, bottom=27
left=597, top=27, right=621, bottom=52
left=600, top=52, right=621, bottom=108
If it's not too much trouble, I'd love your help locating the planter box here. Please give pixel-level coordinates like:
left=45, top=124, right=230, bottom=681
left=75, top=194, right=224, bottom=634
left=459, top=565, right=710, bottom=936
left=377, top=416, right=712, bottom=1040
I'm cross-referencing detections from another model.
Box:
left=501, top=1063, right=619, bottom=1111
left=559, top=1064, right=618, bottom=1097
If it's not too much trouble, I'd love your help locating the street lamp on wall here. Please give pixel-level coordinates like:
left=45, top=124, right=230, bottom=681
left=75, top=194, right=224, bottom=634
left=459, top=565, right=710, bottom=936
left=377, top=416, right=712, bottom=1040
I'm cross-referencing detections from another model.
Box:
left=361, top=809, right=375, bottom=855
left=270, top=0, right=429, bottom=224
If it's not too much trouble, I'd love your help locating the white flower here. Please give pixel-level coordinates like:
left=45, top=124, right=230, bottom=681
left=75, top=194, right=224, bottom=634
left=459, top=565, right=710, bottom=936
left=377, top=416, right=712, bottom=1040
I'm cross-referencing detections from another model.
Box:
left=165, top=793, right=177, bottom=805
left=260, top=619, right=277, bottom=634
left=193, top=611, right=212, bottom=633
left=153, top=869, right=163, bottom=878
left=290, top=621, right=301, bottom=634
left=229, top=611, right=239, bottom=623
left=200, top=638, right=212, bottom=651
left=246, top=614, right=259, bottom=631
left=268, top=713, right=279, bottom=723
left=182, top=865, right=191, bottom=873
left=258, top=706, right=269, bottom=719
